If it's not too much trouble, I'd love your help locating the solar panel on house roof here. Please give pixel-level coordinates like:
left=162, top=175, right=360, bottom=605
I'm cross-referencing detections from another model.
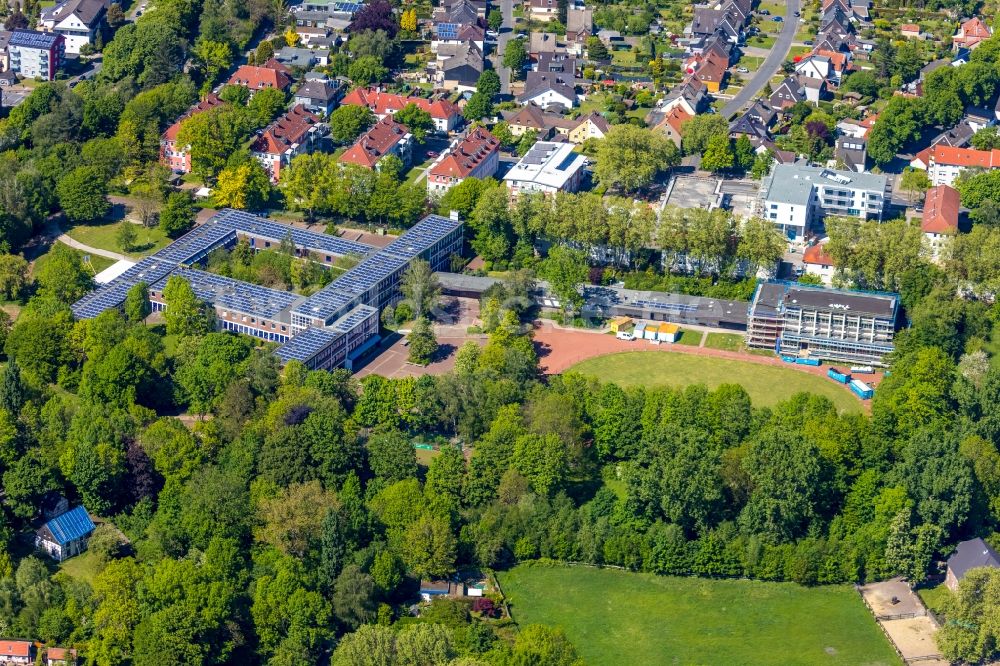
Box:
left=275, top=326, right=343, bottom=363
left=332, top=1, right=363, bottom=12
left=9, top=30, right=61, bottom=49
left=437, top=22, right=461, bottom=39
left=43, top=506, right=95, bottom=546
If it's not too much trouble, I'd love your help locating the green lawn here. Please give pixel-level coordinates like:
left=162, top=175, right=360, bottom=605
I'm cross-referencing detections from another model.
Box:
left=65, top=220, right=171, bottom=258
left=567, top=351, right=861, bottom=411
left=57, top=550, right=103, bottom=586
left=758, top=0, right=786, bottom=16
left=917, top=583, right=953, bottom=616
left=747, top=34, right=777, bottom=49
left=499, top=565, right=900, bottom=666
left=674, top=328, right=703, bottom=346
left=705, top=332, right=744, bottom=351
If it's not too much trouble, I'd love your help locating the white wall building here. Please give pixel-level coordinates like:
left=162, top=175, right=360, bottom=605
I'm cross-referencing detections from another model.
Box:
left=759, top=164, right=888, bottom=241
left=503, top=141, right=588, bottom=196
left=38, top=0, right=105, bottom=55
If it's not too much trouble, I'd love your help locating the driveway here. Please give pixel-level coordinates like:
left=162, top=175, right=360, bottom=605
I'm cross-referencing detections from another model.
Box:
left=721, top=0, right=801, bottom=117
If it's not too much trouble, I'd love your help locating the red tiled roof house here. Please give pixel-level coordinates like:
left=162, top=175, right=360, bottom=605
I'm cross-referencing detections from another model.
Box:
left=159, top=94, right=225, bottom=174
left=803, top=242, right=836, bottom=285
left=922, top=184, right=960, bottom=262
left=227, top=63, right=292, bottom=96
left=251, top=105, right=327, bottom=183
left=953, top=17, right=991, bottom=51
left=340, top=87, right=462, bottom=133
left=338, top=116, right=413, bottom=170
left=427, top=127, right=500, bottom=196
left=911, top=144, right=1000, bottom=186
left=0, top=641, right=34, bottom=665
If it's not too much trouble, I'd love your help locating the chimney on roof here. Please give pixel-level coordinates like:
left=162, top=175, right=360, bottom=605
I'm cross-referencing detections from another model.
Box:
left=450, top=210, right=460, bottom=221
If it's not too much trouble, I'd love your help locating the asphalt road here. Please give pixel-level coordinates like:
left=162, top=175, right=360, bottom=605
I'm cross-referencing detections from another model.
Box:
left=496, top=0, right=514, bottom=95
left=720, top=0, right=801, bottom=117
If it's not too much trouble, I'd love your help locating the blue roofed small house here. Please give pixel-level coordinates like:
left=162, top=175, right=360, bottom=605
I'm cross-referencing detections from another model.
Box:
left=35, top=506, right=96, bottom=562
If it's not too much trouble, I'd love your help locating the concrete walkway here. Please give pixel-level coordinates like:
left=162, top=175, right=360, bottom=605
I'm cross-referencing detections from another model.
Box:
left=46, top=221, right=127, bottom=261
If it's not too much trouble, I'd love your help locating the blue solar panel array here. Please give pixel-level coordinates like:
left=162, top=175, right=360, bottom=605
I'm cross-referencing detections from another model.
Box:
left=274, top=326, right=342, bottom=363
left=436, top=22, right=461, bottom=39
left=635, top=300, right=699, bottom=313
left=43, top=506, right=95, bottom=546
left=291, top=214, right=462, bottom=324
left=71, top=210, right=463, bottom=371
left=152, top=268, right=301, bottom=320
left=332, top=1, right=363, bottom=13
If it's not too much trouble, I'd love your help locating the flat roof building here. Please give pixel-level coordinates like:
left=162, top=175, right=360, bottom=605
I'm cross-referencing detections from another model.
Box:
left=747, top=280, right=899, bottom=366
left=759, top=164, right=889, bottom=241
left=503, top=141, right=587, bottom=196
left=72, top=210, right=463, bottom=372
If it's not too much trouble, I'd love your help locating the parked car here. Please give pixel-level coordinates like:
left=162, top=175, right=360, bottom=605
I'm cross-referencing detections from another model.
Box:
left=773, top=16, right=783, bottom=21
left=759, top=8, right=770, bottom=14
left=616, top=331, right=634, bottom=341
left=736, top=67, right=749, bottom=73
left=803, top=39, right=813, bottom=45
left=426, top=150, right=439, bottom=158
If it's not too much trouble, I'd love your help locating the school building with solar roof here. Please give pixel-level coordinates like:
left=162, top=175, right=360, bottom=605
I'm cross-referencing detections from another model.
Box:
left=72, top=209, right=464, bottom=371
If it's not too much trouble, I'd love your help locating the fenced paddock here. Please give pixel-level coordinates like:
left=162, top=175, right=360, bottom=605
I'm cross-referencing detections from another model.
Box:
left=858, top=579, right=948, bottom=666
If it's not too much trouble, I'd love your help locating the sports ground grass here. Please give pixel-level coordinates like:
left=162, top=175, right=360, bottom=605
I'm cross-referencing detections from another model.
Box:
left=567, top=351, right=860, bottom=412
left=499, top=565, right=901, bottom=666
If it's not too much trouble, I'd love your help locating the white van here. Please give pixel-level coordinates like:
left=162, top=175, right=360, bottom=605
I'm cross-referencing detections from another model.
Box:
left=850, top=365, right=874, bottom=374
left=616, top=331, right=634, bottom=341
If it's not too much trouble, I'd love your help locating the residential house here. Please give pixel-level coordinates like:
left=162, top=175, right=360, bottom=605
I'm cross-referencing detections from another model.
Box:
left=502, top=103, right=576, bottom=138
left=946, top=538, right=1000, bottom=591
left=227, top=63, right=292, bottom=96
left=795, top=50, right=849, bottom=86
left=759, top=163, right=888, bottom=240
left=802, top=241, right=836, bottom=285
left=654, top=104, right=692, bottom=149
left=427, top=126, right=500, bottom=195
left=7, top=30, right=64, bottom=81
left=293, top=77, right=343, bottom=116
left=251, top=105, right=327, bottom=182
left=35, top=505, right=95, bottom=562
left=535, top=52, right=577, bottom=76
left=565, top=7, right=593, bottom=53
left=922, top=184, right=960, bottom=262
left=730, top=101, right=776, bottom=141
left=0, top=641, right=33, bottom=665
left=953, top=17, right=991, bottom=51
left=275, top=46, right=330, bottom=69
left=340, top=88, right=463, bottom=133
left=160, top=93, right=225, bottom=173
left=435, top=41, right=484, bottom=91
left=529, top=31, right=565, bottom=58
left=568, top=112, right=610, bottom=143
left=688, top=48, right=728, bottom=93
left=688, top=7, right=742, bottom=43
left=919, top=58, right=949, bottom=82
left=503, top=141, right=587, bottom=196
left=432, top=0, right=485, bottom=53
left=339, top=116, right=413, bottom=169
left=45, top=648, right=77, bottom=666
left=801, top=77, right=827, bottom=104
left=911, top=144, right=1000, bottom=186
left=900, top=23, right=922, bottom=39
left=964, top=106, right=994, bottom=131
left=658, top=77, right=707, bottom=116
left=835, top=136, right=866, bottom=172
left=38, top=0, right=106, bottom=55
left=528, top=0, right=559, bottom=22
left=518, top=72, right=577, bottom=109
left=769, top=76, right=807, bottom=109
left=930, top=119, right=977, bottom=148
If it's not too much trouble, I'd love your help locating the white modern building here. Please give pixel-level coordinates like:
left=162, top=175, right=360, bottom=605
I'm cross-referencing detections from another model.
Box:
left=503, top=141, right=587, bottom=196
left=759, top=164, right=888, bottom=241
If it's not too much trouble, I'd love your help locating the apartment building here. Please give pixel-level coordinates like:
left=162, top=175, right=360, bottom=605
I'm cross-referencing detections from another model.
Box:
left=503, top=141, right=587, bottom=196
left=7, top=30, right=64, bottom=81
left=759, top=163, right=888, bottom=241
left=426, top=127, right=500, bottom=195
left=251, top=105, right=326, bottom=182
